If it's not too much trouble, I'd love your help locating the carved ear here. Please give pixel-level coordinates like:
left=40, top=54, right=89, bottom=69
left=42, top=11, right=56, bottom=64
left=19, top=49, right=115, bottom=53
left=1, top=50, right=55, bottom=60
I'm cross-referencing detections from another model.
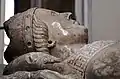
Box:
left=48, top=40, right=56, bottom=48
left=60, top=12, right=72, bottom=20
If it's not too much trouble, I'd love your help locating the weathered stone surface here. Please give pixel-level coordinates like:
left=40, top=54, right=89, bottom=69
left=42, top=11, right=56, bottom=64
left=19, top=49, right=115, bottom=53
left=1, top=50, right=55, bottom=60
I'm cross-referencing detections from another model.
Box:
left=3, top=40, right=120, bottom=79
left=1, top=70, right=68, bottom=79
left=86, top=41, right=120, bottom=79
left=3, top=8, right=120, bottom=79
left=3, top=52, right=61, bottom=75
left=4, top=8, right=87, bottom=63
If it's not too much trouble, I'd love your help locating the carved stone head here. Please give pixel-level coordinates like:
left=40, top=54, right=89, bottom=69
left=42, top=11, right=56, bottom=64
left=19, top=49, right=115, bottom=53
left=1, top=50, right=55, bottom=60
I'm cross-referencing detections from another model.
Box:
left=4, top=8, right=88, bottom=63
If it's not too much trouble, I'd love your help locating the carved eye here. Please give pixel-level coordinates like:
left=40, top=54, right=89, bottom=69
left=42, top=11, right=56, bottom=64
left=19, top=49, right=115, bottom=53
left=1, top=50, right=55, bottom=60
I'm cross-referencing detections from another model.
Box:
left=51, top=11, right=58, bottom=16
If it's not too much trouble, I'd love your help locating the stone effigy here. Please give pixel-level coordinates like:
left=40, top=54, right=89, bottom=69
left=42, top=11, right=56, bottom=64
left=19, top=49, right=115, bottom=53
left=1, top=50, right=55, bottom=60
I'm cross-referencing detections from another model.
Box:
left=2, top=8, right=120, bottom=79
left=2, top=40, right=120, bottom=79
left=4, top=7, right=88, bottom=63
left=2, top=7, right=87, bottom=79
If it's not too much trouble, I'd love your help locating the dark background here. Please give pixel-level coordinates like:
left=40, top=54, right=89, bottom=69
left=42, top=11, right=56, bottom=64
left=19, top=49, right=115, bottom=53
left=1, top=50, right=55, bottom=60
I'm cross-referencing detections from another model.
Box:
left=14, top=0, right=75, bottom=19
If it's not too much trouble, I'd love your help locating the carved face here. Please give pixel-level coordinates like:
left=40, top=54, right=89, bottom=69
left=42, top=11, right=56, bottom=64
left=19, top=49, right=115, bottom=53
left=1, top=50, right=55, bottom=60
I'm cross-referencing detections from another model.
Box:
left=34, top=8, right=88, bottom=44
left=33, top=8, right=88, bottom=58
left=4, top=8, right=88, bottom=62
